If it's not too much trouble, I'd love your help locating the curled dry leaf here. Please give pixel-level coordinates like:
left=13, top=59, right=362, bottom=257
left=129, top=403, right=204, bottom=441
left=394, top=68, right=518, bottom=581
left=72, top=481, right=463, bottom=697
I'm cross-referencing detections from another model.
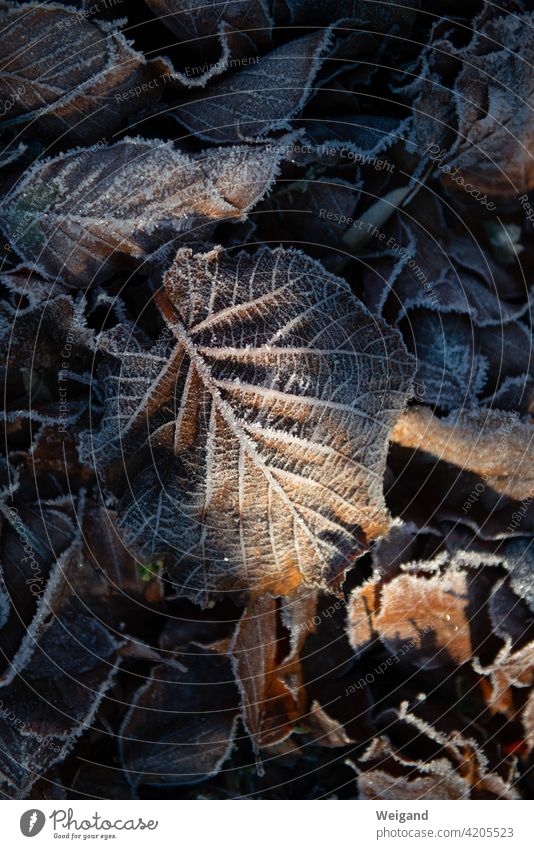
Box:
left=305, top=700, right=352, bottom=747
left=347, top=519, right=444, bottom=654
left=230, top=595, right=299, bottom=761
left=1, top=137, right=290, bottom=282
left=97, top=245, right=414, bottom=601
left=357, top=739, right=482, bottom=801
left=357, top=703, right=519, bottom=800
left=387, top=439, right=534, bottom=541
left=359, top=770, right=468, bottom=801
left=0, top=1, right=158, bottom=143
left=474, top=640, right=534, bottom=716
left=347, top=550, right=477, bottom=669
left=346, top=534, right=521, bottom=672
left=391, top=406, right=534, bottom=501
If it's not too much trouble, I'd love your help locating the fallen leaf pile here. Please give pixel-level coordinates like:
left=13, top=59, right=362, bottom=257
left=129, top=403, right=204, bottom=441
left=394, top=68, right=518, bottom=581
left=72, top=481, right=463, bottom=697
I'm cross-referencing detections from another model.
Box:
left=0, top=0, right=533, bottom=800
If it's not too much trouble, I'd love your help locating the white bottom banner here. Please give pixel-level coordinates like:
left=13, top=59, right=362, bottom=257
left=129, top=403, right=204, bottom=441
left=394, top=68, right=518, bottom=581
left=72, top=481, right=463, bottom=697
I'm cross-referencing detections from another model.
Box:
left=1, top=800, right=532, bottom=848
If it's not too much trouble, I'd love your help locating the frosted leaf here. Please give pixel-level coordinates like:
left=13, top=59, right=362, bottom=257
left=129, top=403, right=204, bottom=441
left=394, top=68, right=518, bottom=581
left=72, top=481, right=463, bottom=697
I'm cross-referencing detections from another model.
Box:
left=279, top=584, right=318, bottom=666
left=0, top=530, right=80, bottom=687
left=388, top=439, right=534, bottom=541
left=392, top=406, right=534, bottom=501
left=478, top=322, right=534, bottom=390
left=0, top=264, right=67, bottom=309
left=411, top=11, right=534, bottom=198
left=501, top=539, right=534, bottom=614
left=171, top=30, right=333, bottom=142
left=306, top=700, right=352, bottom=747
left=158, top=609, right=236, bottom=653
left=358, top=706, right=519, bottom=800
left=358, top=767, right=469, bottom=801
left=484, top=375, right=534, bottom=416
left=120, top=650, right=239, bottom=787
left=0, top=2, right=159, bottom=143
left=230, top=595, right=299, bottom=761
left=146, top=0, right=272, bottom=77
left=346, top=576, right=381, bottom=655
left=488, top=579, right=531, bottom=646
left=95, top=245, right=414, bottom=602
left=1, top=137, right=290, bottom=282
left=408, top=312, right=489, bottom=411
left=383, top=221, right=526, bottom=327
left=347, top=536, right=518, bottom=666
left=0, top=611, right=119, bottom=798
left=76, top=503, right=149, bottom=626
left=375, top=571, right=472, bottom=668
left=522, top=690, right=534, bottom=753
left=0, top=143, right=26, bottom=169
left=347, top=542, right=479, bottom=667
left=307, top=114, right=411, bottom=162
left=474, top=640, right=534, bottom=715
left=370, top=520, right=435, bottom=580
left=0, top=293, right=92, bottom=370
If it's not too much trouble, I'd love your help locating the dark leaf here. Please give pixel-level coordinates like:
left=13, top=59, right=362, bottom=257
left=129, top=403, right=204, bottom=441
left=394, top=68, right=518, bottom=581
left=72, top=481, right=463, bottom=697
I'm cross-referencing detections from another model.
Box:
left=120, top=649, right=239, bottom=787
left=146, top=0, right=272, bottom=79
left=0, top=1, right=159, bottom=143
left=171, top=31, right=332, bottom=142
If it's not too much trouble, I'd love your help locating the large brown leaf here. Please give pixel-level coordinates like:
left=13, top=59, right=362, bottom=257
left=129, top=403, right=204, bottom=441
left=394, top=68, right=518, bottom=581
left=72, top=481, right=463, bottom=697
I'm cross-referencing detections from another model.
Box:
left=1, top=137, right=290, bottom=282
left=94, top=245, right=414, bottom=602
left=0, top=2, right=159, bottom=143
